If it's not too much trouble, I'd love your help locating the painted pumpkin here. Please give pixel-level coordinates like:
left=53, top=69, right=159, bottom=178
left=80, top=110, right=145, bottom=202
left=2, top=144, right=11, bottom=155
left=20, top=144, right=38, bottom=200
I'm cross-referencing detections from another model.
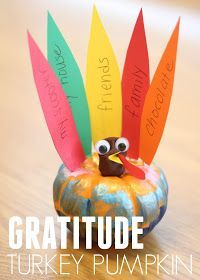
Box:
left=53, top=153, right=168, bottom=239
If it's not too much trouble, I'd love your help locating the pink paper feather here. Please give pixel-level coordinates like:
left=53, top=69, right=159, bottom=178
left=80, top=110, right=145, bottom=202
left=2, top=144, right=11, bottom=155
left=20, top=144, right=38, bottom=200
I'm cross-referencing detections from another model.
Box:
left=28, top=32, right=85, bottom=171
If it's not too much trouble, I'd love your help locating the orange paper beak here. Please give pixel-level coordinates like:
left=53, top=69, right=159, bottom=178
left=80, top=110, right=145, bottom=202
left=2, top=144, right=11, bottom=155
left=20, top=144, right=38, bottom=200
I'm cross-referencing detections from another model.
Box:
left=108, top=151, right=122, bottom=164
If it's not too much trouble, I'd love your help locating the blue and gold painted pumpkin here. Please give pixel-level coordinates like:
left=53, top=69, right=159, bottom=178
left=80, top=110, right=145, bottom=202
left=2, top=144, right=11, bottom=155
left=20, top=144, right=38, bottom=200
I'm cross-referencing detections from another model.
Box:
left=53, top=153, right=168, bottom=239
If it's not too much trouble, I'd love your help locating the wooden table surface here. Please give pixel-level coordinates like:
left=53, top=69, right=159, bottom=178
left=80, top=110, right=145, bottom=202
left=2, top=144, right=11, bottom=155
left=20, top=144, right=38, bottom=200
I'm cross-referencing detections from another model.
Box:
left=0, top=0, right=199, bottom=279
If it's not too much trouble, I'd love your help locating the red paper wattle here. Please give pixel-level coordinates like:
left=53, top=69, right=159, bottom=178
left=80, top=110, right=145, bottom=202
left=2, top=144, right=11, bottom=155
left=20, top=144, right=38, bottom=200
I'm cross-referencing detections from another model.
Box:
left=118, top=154, right=145, bottom=180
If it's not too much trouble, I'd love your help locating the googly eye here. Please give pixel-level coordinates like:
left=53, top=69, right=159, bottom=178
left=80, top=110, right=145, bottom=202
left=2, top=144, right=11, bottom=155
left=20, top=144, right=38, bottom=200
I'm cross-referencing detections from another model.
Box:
left=95, top=140, right=111, bottom=155
left=115, top=137, right=129, bottom=152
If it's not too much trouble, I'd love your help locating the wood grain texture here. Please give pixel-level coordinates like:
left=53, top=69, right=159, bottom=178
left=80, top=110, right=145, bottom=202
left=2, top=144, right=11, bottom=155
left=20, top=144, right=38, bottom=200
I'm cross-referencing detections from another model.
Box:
left=0, top=0, right=199, bottom=279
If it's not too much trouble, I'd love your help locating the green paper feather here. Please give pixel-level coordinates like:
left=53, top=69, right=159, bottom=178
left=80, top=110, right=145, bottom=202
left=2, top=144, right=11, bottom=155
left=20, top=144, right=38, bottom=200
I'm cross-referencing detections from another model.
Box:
left=47, top=12, right=92, bottom=156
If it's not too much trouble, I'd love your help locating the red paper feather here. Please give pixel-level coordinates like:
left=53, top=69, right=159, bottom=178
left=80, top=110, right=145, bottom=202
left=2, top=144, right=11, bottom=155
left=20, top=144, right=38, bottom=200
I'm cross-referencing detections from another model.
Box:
left=122, top=9, right=150, bottom=159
